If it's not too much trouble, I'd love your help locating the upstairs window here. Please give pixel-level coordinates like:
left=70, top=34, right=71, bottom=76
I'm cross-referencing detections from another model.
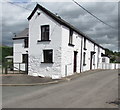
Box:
left=43, top=50, right=53, bottom=63
left=24, top=38, right=28, bottom=48
left=69, top=29, right=73, bottom=45
left=41, top=25, right=49, bottom=41
left=84, top=38, right=86, bottom=50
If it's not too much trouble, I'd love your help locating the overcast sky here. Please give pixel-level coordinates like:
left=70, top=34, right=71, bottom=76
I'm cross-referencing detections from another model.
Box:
left=1, top=0, right=118, bottom=51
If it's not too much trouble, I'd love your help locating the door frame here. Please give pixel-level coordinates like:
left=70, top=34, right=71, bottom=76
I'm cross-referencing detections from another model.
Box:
left=90, top=52, right=92, bottom=70
left=73, top=51, right=78, bottom=73
left=23, top=54, right=28, bottom=74
left=90, top=51, right=96, bottom=70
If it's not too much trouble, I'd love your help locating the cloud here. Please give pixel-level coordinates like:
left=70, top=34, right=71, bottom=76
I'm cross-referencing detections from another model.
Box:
left=1, top=1, right=118, bottom=51
left=54, top=2, right=118, bottom=51
left=2, top=2, right=32, bottom=46
left=30, top=0, right=119, bottom=2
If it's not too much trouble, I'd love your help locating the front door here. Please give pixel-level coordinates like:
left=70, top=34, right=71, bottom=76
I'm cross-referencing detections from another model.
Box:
left=74, top=51, right=77, bottom=72
left=90, top=53, right=92, bottom=70
left=23, top=54, right=28, bottom=74
left=26, top=54, right=28, bottom=74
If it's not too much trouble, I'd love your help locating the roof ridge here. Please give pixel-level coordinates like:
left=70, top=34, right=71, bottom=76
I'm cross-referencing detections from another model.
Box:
left=27, top=4, right=104, bottom=49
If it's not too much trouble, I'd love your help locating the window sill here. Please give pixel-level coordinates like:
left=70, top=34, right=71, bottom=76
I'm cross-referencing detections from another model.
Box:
left=41, top=62, right=54, bottom=64
left=37, top=40, right=51, bottom=42
left=68, top=43, right=74, bottom=47
left=83, top=48, right=87, bottom=50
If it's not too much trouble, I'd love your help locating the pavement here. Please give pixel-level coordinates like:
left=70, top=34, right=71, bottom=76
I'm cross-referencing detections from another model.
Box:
left=1, top=74, right=60, bottom=86
left=2, top=69, right=118, bottom=108
left=1, top=69, right=106, bottom=86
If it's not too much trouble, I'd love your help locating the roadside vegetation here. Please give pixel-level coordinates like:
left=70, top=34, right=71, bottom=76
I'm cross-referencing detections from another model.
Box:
left=105, top=48, right=120, bottom=63
left=0, top=46, right=120, bottom=64
left=0, top=46, right=13, bottom=66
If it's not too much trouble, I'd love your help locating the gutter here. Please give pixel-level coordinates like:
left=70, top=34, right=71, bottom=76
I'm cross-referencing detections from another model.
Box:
left=12, top=37, right=28, bottom=40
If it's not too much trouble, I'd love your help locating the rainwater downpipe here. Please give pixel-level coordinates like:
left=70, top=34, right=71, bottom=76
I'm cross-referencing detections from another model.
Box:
left=80, top=37, right=83, bottom=73
left=65, top=65, right=67, bottom=77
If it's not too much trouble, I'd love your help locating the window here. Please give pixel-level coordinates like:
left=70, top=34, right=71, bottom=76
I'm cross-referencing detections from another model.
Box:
left=102, top=58, right=106, bottom=63
left=69, top=29, right=73, bottom=45
left=83, top=52, right=86, bottom=66
left=84, top=38, right=86, bottom=50
left=41, top=25, right=49, bottom=41
left=43, top=50, right=53, bottom=63
left=22, top=54, right=28, bottom=63
left=24, top=38, right=28, bottom=48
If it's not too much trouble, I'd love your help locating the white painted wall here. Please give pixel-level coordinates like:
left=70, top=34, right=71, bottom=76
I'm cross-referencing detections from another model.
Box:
left=60, top=25, right=107, bottom=77
left=28, top=7, right=108, bottom=78
left=28, top=9, right=62, bottom=78
left=61, top=25, right=82, bottom=77
left=94, top=45, right=99, bottom=69
left=99, top=48, right=105, bottom=63
left=104, top=57, right=110, bottom=63
left=13, top=7, right=111, bottom=78
left=97, top=47, right=105, bottom=69
left=83, top=40, right=93, bottom=71
left=13, top=39, right=28, bottom=71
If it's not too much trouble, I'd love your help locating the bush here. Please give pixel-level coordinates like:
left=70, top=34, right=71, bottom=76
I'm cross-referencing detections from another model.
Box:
left=0, top=46, right=13, bottom=66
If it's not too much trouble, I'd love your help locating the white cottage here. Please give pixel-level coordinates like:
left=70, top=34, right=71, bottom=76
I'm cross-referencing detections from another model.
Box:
left=13, top=4, right=109, bottom=79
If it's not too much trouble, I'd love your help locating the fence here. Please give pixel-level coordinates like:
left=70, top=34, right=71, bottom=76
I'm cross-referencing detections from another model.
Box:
left=2, top=62, right=27, bottom=74
left=98, top=63, right=120, bottom=69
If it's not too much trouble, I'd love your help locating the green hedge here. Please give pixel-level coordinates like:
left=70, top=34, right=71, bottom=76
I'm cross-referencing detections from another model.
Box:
left=0, top=46, right=13, bottom=65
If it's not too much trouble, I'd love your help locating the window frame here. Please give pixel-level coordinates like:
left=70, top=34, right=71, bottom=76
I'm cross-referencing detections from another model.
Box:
left=102, top=57, right=106, bottom=63
left=83, top=38, right=87, bottom=50
left=24, top=38, right=28, bottom=48
left=68, top=29, right=74, bottom=47
left=41, top=25, right=50, bottom=41
left=42, top=49, right=53, bottom=63
left=22, top=54, right=28, bottom=63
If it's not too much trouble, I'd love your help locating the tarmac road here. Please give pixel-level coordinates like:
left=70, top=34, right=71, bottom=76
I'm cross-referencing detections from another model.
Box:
left=2, top=70, right=118, bottom=108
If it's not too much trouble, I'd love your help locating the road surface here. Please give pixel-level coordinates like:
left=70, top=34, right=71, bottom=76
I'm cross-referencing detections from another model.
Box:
left=2, top=70, right=118, bottom=108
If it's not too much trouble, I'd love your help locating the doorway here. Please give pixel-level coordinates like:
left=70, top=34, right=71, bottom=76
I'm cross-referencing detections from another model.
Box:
left=22, top=54, right=28, bottom=74
left=90, top=51, right=96, bottom=70
left=74, top=51, right=78, bottom=72
left=90, top=52, right=92, bottom=70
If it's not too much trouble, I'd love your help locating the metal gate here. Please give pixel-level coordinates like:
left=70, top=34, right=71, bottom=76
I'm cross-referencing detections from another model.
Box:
left=2, top=62, right=28, bottom=74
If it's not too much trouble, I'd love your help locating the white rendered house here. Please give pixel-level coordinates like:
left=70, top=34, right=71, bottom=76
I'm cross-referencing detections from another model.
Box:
left=13, top=4, right=109, bottom=78
left=13, top=28, right=29, bottom=73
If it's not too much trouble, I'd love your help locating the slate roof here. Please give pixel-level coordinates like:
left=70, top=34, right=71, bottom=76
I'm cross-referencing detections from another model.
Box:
left=28, top=4, right=104, bottom=49
left=13, top=28, right=29, bottom=40
left=101, top=53, right=110, bottom=58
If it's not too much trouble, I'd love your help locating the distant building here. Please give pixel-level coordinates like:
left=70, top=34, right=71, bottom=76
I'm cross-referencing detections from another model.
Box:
left=13, top=4, right=110, bottom=79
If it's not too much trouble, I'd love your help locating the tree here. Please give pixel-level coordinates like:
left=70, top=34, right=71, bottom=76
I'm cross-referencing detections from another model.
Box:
left=105, top=48, right=120, bottom=63
left=0, top=46, right=13, bottom=65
